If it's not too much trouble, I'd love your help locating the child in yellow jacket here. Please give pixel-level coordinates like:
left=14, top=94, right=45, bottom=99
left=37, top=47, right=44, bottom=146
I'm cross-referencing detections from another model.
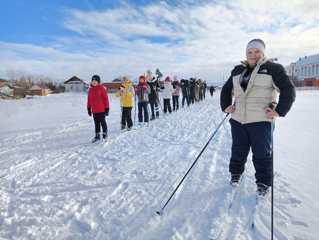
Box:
left=116, top=76, right=134, bottom=130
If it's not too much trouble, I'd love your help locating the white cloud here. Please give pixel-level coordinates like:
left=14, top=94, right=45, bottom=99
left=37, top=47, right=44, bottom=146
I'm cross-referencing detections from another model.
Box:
left=0, top=0, right=318, bottom=84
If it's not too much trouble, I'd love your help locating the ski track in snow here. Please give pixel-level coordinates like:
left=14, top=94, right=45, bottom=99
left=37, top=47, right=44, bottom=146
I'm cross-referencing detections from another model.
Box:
left=0, top=92, right=312, bottom=240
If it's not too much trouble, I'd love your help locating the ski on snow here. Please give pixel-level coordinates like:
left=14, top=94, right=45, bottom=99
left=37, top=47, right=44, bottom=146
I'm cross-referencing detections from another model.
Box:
left=209, top=175, right=246, bottom=240
left=247, top=192, right=269, bottom=230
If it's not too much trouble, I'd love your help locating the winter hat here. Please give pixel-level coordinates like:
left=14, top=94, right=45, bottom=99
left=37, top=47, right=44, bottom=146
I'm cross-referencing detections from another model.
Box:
left=164, top=76, right=171, bottom=82
left=92, top=75, right=101, bottom=83
left=139, top=75, right=146, bottom=83
left=246, top=39, right=266, bottom=54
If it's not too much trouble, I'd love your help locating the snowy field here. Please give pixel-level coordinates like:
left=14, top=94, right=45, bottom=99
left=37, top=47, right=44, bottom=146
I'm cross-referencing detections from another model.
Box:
left=0, top=90, right=318, bottom=240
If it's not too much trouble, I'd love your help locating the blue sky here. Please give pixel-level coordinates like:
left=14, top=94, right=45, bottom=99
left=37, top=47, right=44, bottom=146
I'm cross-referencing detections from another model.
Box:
left=0, top=0, right=186, bottom=45
left=1, top=1, right=115, bottom=44
left=0, top=0, right=318, bottom=83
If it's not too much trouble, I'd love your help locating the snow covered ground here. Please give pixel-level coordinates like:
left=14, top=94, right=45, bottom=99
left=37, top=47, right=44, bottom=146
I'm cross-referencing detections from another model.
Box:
left=0, top=90, right=318, bottom=240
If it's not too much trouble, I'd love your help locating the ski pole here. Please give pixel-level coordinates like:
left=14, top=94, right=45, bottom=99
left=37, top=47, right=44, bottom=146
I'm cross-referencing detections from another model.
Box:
left=268, top=102, right=276, bottom=240
left=156, top=113, right=230, bottom=215
left=271, top=122, right=274, bottom=240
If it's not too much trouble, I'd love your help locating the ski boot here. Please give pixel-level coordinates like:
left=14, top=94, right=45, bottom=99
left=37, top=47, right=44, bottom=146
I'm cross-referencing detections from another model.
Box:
left=257, top=183, right=270, bottom=197
left=230, top=174, right=241, bottom=186
left=91, top=133, right=100, bottom=143
left=102, top=132, right=107, bottom=141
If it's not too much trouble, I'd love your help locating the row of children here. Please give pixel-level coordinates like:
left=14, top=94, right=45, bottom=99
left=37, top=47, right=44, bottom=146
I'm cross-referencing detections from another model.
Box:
left=86, top=73, right=211, bottom=142
left=115, top=75, right=181, bottom=132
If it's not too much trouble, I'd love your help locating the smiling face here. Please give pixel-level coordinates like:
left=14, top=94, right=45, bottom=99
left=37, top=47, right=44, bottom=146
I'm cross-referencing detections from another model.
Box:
left=246, top=48, right=264, bottom=67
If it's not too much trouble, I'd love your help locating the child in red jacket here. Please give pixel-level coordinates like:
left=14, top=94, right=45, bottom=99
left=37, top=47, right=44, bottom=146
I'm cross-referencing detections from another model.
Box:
left=87, top=75, right=110, bottom=142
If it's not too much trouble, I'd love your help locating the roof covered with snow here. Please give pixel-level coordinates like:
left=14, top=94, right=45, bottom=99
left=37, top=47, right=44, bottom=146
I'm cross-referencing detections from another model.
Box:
left=64, top=76, right=88, bottom=85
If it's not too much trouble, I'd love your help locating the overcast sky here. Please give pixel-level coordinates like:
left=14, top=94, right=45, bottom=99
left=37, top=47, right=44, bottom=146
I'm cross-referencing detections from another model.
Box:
left=0, top=0, right=318, bottom=84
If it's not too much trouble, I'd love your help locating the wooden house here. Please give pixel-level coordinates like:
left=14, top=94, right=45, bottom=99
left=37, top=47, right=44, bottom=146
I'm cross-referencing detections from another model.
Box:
left=64, top=76, right=89, bottom=92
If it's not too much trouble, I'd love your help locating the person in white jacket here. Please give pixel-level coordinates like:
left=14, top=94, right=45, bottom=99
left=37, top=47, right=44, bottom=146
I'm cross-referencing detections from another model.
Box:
left=162, top=76, right=173, bottom=113
left=220, top=38, right=296, bottom=195
left=172, top=77, right=181, bottom=111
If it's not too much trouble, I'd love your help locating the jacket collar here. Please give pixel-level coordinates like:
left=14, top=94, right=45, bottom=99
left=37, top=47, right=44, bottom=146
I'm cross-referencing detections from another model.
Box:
left=240, top=56, right=268, bottom=68
left=242, top=57, right=268, bottom=95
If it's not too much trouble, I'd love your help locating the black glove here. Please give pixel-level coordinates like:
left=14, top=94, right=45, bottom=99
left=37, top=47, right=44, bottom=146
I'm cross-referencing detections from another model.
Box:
left=87, top=107, right=92, bottom=116
left=105, top=108, right=109, bottom=116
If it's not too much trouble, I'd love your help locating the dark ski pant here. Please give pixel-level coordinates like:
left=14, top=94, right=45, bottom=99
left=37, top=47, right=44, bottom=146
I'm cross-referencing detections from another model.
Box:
left=189, top=92, right=195, bottom=104
left=163, top=99, right=172, bottom=113
left=199, top=92, right=203, bottom=101
left=172, top=96, right=179, bottom=111
left=182, top=94, right=189, bottom=107
left=138, top=101, right=149, bottom=122
left=121, top=107, right=133, bottom=128
left=93, top=112, right=107, bottom=134
left=149, top=99, right=159, bottom=119
left=229, top=119, right=273, bottom=186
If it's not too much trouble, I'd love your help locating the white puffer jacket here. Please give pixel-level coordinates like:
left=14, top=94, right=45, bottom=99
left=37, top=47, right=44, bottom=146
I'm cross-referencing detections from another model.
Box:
left=162, top=81, right=174, bottom=99
left=232, top=57, right=278, bottom=123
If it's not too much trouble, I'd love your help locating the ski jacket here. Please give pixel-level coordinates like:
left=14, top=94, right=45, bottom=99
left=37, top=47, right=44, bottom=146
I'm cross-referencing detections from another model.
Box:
left=172, top=81, right=181, bottom=96
left=147, top=79, right=160, bottom=102
left=180, top=79, right=189, bottom=96
left=116, top=81, right=134, bottom=107
left=189, top=80, right=196, bottom=96
left=87, top=84, right=110, bottom=113
left=195, top=82, right=200, bottom=100
left=135, top=82, right=150, bottom=102
left=220, top=57, right=296, bottom=124
left=162, top=81, right=174, bottom=99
